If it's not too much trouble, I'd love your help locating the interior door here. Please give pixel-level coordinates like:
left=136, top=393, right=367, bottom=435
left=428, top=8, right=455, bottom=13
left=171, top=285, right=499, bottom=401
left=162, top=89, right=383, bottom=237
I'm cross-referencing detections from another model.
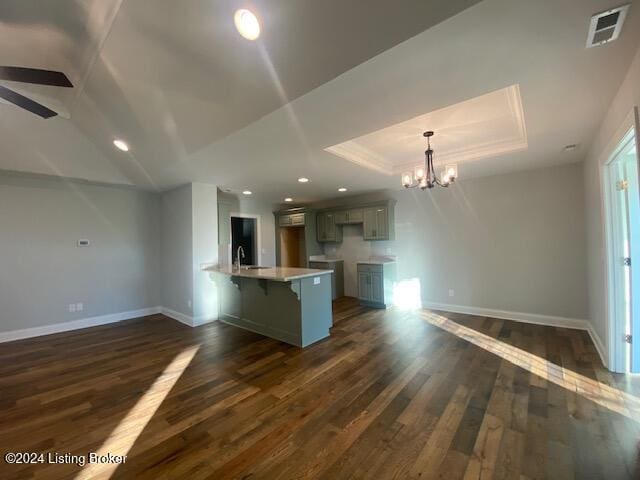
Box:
left=624, top=140, right=640, bottom=372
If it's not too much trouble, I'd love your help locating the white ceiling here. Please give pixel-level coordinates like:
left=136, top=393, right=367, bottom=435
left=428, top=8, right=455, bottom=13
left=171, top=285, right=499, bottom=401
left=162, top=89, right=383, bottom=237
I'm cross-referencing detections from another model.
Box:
left=325, top=85, right=528, bottom=175
left=1, top=0, right=639, bottom=204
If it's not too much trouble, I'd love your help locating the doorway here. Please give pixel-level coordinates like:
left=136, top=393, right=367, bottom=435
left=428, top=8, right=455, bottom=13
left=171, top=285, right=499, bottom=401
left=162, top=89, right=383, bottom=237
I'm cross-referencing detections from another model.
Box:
left=604, top=127, right=640, bottom=373
left=231, top=216, right=258, bottom=267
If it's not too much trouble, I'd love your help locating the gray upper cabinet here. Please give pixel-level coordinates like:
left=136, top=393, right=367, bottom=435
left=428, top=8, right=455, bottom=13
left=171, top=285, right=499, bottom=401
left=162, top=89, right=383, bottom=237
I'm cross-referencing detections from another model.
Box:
left=316, top=199, right=395, bottom=243
left=334, top=211, right=348, bottom=224
left=347, top=208, right=364, bottom=223
left=279, top=212, right=305, bottom=227
left=317, top=211, right=341, bottom=242
left=363, top=205, right=392, bottom=241
left=335, top=208, right=364, bottom=225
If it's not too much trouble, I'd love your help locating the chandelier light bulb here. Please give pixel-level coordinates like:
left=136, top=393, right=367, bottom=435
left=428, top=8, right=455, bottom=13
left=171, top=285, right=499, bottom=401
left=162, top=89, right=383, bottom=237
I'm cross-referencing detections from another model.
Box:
left=402, top=173, right=413, bottom=188
left=414, top=166, right=426, bottom=181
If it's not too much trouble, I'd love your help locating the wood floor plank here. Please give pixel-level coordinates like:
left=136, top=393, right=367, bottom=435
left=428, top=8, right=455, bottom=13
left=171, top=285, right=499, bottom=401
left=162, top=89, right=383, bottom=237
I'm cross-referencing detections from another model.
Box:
left=0, top=297, right=638, bottom=479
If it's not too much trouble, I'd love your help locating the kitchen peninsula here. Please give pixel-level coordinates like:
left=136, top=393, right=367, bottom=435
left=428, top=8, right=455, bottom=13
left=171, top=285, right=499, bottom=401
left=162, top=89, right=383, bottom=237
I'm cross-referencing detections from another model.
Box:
left=205, top=266, right=333, bottom=347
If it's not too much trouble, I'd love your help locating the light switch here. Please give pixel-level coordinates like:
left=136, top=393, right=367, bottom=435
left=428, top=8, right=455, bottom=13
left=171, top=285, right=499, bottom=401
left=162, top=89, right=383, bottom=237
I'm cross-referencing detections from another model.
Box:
left=314, top=277, right=320, bottom=285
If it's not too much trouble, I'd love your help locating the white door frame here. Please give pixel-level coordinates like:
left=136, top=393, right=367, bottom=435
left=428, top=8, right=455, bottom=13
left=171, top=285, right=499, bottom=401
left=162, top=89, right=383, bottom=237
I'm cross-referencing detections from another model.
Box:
left=601, top=107, right=640, bottom=372
left=229, top=212, right=262, bottom=266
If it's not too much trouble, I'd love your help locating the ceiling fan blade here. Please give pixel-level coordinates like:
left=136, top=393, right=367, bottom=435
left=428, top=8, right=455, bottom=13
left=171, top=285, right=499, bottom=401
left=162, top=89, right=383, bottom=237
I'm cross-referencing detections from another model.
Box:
left=0, top=85, right=58, bottom=119
left=0, top=66, right=73, bottom=88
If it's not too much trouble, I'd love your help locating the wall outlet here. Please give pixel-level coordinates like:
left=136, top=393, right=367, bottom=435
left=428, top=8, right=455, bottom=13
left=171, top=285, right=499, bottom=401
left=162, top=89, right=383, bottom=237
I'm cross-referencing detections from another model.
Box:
left=448, top=289, right=455, bottom=297
left=76, top=302, right=83, bottom=312
left=314, top=276, right=321, bottom=285
left=68, top=303, right=76, bottom=312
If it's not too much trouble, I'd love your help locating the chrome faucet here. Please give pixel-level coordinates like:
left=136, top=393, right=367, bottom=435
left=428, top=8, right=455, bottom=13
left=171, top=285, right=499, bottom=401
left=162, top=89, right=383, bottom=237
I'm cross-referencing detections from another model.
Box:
left=235, top=246, right=245, bottom=270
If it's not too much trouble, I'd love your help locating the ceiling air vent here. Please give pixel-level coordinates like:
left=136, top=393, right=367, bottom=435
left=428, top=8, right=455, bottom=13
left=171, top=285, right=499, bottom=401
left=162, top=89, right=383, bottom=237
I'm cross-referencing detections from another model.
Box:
left=586, top=4, right=630, bottom=48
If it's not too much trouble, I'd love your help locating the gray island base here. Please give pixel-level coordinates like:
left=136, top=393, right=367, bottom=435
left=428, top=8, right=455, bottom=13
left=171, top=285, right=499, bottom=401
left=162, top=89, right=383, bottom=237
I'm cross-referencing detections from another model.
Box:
left=205, top=266, right=333, bottom=347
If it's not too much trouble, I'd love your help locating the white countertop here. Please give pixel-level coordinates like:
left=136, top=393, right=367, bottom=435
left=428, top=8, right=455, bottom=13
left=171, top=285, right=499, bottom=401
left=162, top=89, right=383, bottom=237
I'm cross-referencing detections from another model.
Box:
left=356, top=256, right=397, bottom=265
left=308, top=255, right=344, bottom=263
left=205, top=265, right=333, bottom=282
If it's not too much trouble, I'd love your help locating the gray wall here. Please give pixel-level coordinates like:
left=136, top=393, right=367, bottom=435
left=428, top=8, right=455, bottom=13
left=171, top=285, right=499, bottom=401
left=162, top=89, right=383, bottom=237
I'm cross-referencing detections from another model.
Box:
left=160, top=184, right=194, bottom=318
left=217, top=191, right=277, bottom=267
left=583, top=45, right=640, bottom=363
left=324, top=162, right=589, bottom=320
left=0, top=173, right=161, bottom=331
left=192, top=183, right=219, bottom=323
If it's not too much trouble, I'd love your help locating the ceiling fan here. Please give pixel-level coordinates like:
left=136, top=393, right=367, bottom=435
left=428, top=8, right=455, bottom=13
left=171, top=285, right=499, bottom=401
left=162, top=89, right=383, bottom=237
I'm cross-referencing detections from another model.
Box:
left=0, top=66, right=73, bottom=119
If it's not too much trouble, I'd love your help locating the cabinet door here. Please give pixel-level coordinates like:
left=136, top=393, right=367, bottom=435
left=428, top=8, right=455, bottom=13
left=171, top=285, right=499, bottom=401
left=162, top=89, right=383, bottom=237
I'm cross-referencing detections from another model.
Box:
left=371, top=272, right=383, bottom=303
left=334, top=211, right=348, bottom=224
left=348, top=208, right=363, bottom=223
left=325, top=213, right=336, bottom=241
left=375, top=207, right=388, bottom=239
left=358, top=272, right=371, bottom=300
left=363, top=208, right=377, bottom=240
left=279, top=215, right=292, bottom=227
left=316, top=213, right=326, bottom=241
left=291, top=213, right=305, bottom=225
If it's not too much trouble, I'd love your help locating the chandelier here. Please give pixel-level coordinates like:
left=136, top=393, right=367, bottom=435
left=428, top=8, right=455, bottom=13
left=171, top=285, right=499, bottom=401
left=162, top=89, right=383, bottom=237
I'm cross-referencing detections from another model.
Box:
left=401, top=131, right=458, bottom=190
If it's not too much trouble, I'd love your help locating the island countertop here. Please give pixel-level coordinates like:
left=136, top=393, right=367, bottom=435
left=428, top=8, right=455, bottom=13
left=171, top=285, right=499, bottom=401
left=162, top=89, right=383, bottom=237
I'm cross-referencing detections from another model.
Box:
left=205, top=265, right=333, bottom=282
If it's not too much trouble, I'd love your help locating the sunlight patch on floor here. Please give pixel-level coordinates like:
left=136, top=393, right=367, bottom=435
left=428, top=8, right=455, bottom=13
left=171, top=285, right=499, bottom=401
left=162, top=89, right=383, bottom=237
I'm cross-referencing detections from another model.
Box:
left=75, top=345, right=200, bottom=479
left=423, top=311, right=640, bottom=421
left=392, top=278, right=422, bottom=311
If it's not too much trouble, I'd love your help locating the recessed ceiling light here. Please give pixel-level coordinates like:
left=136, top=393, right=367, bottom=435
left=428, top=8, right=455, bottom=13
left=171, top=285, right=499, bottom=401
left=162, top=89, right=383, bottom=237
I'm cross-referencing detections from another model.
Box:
left=242, top=190, right=252, bottom=195
left=113, top=139, right=129, bottom=152
left=298, top=177, right=309, bottom=183
left=338, top=187, right=347, bottom=192
left=234, top=9, right=260, bottom=40
left=284, top=197, right=293, bottom=202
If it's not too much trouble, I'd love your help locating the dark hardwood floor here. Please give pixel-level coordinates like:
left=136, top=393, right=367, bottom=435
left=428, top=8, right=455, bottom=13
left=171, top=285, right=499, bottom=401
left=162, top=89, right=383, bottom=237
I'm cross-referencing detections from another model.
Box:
left=1, top=297, right=639, bottom=479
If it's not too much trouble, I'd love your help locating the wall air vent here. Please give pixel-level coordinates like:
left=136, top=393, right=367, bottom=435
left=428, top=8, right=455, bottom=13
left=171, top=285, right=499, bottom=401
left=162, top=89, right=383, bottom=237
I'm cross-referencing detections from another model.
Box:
left=586, top=4, right=630, bottom=48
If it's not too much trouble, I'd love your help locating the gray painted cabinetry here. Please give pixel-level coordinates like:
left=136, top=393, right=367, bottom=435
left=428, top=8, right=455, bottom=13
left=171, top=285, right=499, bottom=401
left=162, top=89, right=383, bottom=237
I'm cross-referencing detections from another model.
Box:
left=211, top=270, right=333, bottom=347
left=357, top=262, right=396, bottom=308
left=308, top=260, right=344, bottom=299
left=317, top=200, right=395, bottom=242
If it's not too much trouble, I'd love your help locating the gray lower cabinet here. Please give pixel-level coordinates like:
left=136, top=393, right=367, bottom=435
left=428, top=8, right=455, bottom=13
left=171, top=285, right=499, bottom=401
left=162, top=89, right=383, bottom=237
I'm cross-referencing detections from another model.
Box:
left=357, top=263, right=395, bottom=308
left=309, top=260, right=344, bottom=300
left=213, top=273, right=333, bottom=347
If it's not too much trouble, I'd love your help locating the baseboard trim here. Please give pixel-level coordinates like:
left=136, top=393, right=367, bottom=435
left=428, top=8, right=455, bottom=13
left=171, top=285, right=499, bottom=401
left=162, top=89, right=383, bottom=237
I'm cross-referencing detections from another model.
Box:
left=160, top=307, right=194, bottom=327
left=0, top=306, right=162, bottom=343
left=423, top=301, right=609, bottom=367
left=586, top=323, right=608, bottom=369
left=423, top=302, right=590, bottom=331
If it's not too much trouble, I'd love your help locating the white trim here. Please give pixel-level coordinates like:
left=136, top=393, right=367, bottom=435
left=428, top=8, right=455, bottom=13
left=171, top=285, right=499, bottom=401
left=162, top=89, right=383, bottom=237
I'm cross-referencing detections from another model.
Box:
left=160, top=307, right=194, bottom=327
left=600, top=107, right=638, bottom=372
left=423, top=302, right=590, bottom=330
left=423, top=302, right=609, bottom=367
left=229, top=212, right=262, bottom=266
left=586, top=323, right=608, bottom=368
left=0, top=306, right=162, bottom=343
